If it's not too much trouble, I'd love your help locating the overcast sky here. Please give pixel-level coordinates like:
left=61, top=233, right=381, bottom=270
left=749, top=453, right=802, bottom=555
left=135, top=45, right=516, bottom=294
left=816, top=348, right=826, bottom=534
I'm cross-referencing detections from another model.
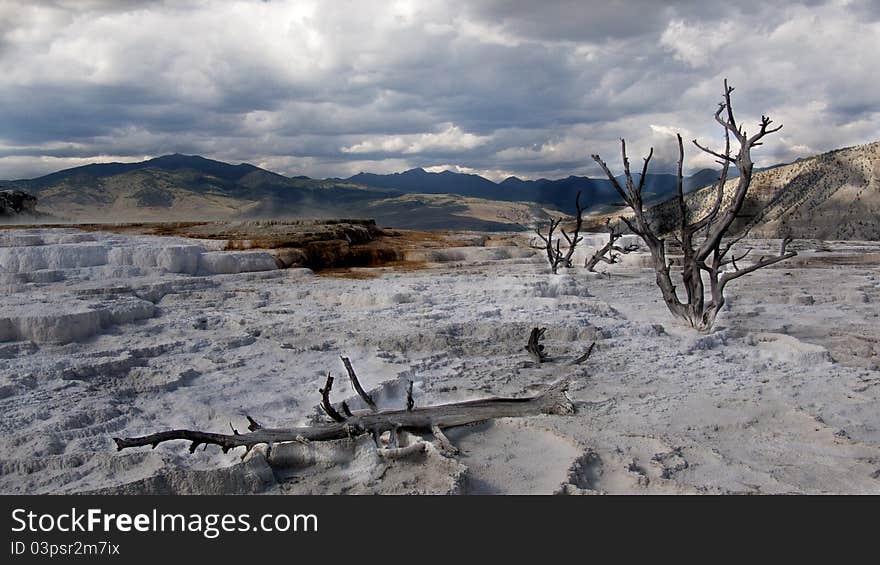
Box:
left=1, top=0, right=878, bottom=181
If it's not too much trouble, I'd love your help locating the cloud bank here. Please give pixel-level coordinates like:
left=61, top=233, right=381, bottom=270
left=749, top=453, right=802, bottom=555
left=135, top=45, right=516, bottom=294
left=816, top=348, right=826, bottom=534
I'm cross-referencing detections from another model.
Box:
left=0, top=0, right=877, bottom=180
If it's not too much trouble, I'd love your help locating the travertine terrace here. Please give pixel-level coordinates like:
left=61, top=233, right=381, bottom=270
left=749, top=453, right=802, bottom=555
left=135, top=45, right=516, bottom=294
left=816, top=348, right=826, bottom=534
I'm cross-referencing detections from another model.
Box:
left=1, top=225, right=879, bottom=494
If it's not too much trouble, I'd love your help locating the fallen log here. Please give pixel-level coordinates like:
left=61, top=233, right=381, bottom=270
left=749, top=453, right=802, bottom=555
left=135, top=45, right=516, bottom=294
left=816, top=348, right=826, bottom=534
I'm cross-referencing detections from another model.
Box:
left=113, top=364, right=574, bottom=460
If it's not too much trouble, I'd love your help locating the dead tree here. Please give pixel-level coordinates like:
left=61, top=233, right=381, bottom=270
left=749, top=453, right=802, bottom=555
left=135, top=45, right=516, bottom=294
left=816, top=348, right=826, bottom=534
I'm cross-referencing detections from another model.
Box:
left=113, top=358, right=575, bottom=461
left=590, top=80, right=796, bottom=332
left=585, top=218, right=639, bottom=272
left=527, top=192, right=585, bottom=273
left=530, top=216, right=567, bottom=273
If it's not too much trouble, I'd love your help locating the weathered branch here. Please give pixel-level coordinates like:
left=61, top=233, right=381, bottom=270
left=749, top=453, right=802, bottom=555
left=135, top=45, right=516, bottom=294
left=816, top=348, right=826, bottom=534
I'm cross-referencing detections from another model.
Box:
left=341, top=401, right=353, bottom=418
left=538, top=217, right=565, bottom=273
left=719, top=236, right=795, bottom=289
left=340, top=356, right=378, bottom=412
left=571, top=342, right=596, bottom=365
left=692, top=139, right=735, bottom=163
left=245, top=415, right=262, bottom=431
left=319, top=372, right=346, bottom=423
left=690, top=127, right=730, bottom=232
left=525, top=327, right=548, bottom=362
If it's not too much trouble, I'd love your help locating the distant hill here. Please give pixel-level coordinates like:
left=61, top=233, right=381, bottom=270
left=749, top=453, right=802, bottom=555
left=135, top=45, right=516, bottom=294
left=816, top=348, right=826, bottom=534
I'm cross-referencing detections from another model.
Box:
left=647, top=141, right=880, bottom=240
left=344, top=167, right=719, bottom=214
left=0, top=154, right=398, bottom=223
left=348, top=168, right=499, bottom=199
left=25, top=154, right=263, bottom=186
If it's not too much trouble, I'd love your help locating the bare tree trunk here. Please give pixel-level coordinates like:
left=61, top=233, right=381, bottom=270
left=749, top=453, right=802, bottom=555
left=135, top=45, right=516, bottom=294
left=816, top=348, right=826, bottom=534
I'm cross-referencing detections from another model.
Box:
left=559, top=191, right=585, bottom=268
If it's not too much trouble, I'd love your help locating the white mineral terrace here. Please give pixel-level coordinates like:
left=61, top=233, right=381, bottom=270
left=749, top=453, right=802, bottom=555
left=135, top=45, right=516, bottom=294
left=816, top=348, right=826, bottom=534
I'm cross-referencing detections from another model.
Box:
left=0, top=227, right=879, bottom=494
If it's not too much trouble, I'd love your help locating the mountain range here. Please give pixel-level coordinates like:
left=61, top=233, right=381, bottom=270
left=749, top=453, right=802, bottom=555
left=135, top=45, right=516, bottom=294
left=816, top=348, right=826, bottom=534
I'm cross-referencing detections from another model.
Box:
left=344, top=166, right=721, bottom=212
left=1, top=140, right=878, bottom=238
left=0, top=153, right=720, bottom=228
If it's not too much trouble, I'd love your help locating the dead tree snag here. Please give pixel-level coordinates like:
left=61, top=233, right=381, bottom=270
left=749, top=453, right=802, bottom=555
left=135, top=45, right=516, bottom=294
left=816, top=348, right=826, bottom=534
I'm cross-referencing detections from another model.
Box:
left=526, top=192, right=586, bottom=273
left=585, top=219, right=639, bottom=272
left=525, top=327, right=548, bottom=362
left=529, top=217, right=566, bottom=273
left=591, top=80, right=796, bottom=331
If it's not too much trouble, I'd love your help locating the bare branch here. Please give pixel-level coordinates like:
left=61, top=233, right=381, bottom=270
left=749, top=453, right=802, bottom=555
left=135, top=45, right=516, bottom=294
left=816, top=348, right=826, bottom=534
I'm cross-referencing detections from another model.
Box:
left=591, top=154, right=629, bottom=204
left=245, top=415, right=262, bottom=431
left=621, top=138, right=633, bottom=195
left=559, top=191, right=585, bottom=268
left=341, top=401, right=353, bottom=418
left=689, top=127, right=731, bottom=232
left=340, top=356, right=378, bottom=412
left=319, top=373, right=346, bottom=423
left=722, top=79, right=743, bottom=142
left=720, top=247, right=752, bottom=268
left=719, top=237, right=795, bottom=288
left=636, top=147, right=654, bottom=195
left=676, top=133, right=687, bottom=235
left=585, top=220, right=638, bottom=272
left=618, top=214, right=641, bottom=236
left=693, top=139, right=735, bottom=163
left=748, top=115, right=783, bottom=146
left=571, top=342, right=596, bottom=365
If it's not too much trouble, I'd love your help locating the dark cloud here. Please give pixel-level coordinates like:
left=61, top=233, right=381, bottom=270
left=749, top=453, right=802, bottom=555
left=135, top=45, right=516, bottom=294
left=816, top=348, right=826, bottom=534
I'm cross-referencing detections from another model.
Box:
left=0, top=0, right=876, bottom=181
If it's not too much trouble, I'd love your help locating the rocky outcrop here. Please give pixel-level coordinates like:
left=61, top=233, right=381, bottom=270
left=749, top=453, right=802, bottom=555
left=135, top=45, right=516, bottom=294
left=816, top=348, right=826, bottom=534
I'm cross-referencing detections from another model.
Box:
left=0, top=190, right=38, bottom=218
left=138, top=219, right=409, bottom=270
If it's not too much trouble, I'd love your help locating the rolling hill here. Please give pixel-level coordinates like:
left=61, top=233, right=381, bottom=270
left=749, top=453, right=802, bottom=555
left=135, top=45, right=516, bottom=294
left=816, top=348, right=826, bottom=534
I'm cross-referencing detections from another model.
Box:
left=0, top=155, right=548, bottom=230
left=0, top=154, right=399, bottom=222
left=647, top=140, right=880, bottom=240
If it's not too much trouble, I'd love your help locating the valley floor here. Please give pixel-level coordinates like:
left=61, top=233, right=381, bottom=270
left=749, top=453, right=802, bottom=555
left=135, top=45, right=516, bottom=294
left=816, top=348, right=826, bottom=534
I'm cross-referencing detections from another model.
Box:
left=1, top=227, right=879, bottom=494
